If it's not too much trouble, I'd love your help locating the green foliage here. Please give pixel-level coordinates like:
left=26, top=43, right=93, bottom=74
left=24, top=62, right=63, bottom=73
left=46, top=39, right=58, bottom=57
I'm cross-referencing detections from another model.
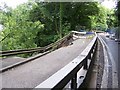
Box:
left=118, top=1, right=120, bottom=25
left=0, top=3, right=44, bottom=51
left=29, top=2, right=101, bottom=33
left=0, top=1, right=117, bottom=57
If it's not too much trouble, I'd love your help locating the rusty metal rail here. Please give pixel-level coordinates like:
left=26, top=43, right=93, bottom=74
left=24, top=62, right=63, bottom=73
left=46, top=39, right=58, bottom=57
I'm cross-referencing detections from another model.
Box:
left=0, top=32, right=73, bottom=57
left=35, top=35, right=97, bottom=89
left=0, top=32, right=74, bottom=72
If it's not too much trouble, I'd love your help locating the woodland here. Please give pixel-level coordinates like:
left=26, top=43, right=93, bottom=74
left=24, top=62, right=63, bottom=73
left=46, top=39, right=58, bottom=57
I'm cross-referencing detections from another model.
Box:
left=0, top=1, right=118, bottom=51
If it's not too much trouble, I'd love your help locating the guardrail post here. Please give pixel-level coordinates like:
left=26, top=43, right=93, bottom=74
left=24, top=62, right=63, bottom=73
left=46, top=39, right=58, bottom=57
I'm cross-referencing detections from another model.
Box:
left=88, top=52, right=91, bottom=59
left=93, top=42, right=97, bottom=54
left=71, top=73, right=77, bottom=90
left=83, top=56, right=88, bottom=70
left=91, top=48, right=93, bottom=53
left=91, top=41, right=96, bottom=54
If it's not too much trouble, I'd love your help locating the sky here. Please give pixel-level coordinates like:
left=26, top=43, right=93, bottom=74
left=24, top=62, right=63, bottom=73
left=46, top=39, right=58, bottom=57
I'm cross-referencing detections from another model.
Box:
left=101, top=0, right=117, bottom=9
left=0, top=0, right=28, bottom=9
left=0, top=0, right=117, bottom=9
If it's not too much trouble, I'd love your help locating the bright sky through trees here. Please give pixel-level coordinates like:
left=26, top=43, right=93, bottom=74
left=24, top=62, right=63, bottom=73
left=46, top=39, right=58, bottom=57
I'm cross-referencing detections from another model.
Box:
left=0, top=0, right=28, bottom=9
left=0, top=0, right=117, bottom=31
left=101, top=0, right=117, bottom=9
left=0, top=0, right=117, bottom=9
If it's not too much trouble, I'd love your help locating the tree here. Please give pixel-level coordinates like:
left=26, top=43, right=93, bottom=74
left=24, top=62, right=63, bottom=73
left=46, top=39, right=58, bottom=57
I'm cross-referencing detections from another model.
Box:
left=117, top=1, right=120, bottom=25
left=1, top=1, right=112, bottom=53
left=59, top=2, right=63, bottom=38
left=0, top=3, right=44, bottom=51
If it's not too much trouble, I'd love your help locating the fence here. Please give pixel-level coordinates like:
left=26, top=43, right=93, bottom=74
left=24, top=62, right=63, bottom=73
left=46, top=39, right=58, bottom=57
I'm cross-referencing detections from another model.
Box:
left=35, top=35, right=98, bottom=89
left=0, top=32, right=73, bottom=57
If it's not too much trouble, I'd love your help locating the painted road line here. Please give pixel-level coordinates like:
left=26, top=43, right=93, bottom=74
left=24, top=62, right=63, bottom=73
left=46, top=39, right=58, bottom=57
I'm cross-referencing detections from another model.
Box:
left=98, top=35, right=118, bottom=88
left=99, top=36, right=109, bottom=88
left=100, top=36, right=118, bottom=88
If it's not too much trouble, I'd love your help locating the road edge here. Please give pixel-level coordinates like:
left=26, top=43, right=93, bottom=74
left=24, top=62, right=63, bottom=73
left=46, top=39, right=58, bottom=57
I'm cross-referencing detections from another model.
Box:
left=98, top=35, right=118, bottom=88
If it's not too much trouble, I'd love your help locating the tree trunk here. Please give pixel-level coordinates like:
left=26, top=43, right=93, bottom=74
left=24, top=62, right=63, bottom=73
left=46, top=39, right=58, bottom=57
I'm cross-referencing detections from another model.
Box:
left=55, top=3, right=59, bottom=35
left=59, top=2, right=63, bottom=38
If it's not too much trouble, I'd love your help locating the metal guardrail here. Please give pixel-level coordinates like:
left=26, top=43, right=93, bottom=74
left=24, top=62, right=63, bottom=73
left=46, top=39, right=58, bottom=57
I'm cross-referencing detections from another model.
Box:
left=35, top=35, right=97, bottom=89
left=0, top=32, right=73, bottom=57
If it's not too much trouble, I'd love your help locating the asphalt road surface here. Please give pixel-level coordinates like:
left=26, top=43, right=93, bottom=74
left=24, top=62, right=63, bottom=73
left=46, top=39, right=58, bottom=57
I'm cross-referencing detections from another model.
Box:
left=1, top=38, right=93, bottom=88
left=0, top=57, right=25, bottom=69
left=99, top=33, right=120, bottom=88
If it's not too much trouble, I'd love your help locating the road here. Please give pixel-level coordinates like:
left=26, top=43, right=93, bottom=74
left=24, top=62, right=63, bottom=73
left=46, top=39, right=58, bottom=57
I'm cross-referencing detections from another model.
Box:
left=99, top=33, right=120, bottom=88
left=1, top=38, right=93, bottom=88
left=0, top=57, right=25, bottom=69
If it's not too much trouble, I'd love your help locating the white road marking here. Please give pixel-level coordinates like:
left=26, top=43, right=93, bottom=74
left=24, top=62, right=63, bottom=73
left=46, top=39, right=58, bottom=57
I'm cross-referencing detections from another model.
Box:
left=98, top=36, right=109, bottom=88
left=98, top=35, right=118, bottom=88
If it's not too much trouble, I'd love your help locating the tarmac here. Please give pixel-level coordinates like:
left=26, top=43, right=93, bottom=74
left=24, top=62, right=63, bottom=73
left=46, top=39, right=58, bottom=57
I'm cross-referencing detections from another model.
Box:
left=1, top=38, right=92, bottom=88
